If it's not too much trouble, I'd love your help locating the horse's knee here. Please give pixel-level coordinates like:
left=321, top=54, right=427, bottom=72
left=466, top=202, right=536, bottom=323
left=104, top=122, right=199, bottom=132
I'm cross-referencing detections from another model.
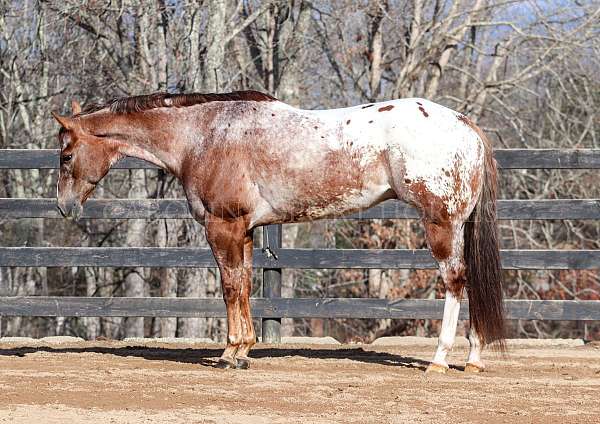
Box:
left=222, top=286, right=240, bottom=303
left=221, top=272, right=243, bottom=302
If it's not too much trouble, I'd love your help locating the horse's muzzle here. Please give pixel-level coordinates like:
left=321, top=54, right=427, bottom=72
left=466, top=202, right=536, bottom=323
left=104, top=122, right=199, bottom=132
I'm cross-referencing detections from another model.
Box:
left=57, top=198, right=83, bottom=221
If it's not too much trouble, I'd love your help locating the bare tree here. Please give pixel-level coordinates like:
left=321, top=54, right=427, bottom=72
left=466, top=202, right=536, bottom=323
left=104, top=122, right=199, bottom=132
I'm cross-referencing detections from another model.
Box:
left=1, top=0, right=598, bottom=340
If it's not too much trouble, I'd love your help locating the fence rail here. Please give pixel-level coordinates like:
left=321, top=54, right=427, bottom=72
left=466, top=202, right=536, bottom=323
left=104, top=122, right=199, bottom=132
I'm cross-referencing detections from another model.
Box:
left=2, top=149, right=600, bottom=333
left=0, top=247, right=599, bottom=269
left=2, top=198, right=600, bottom=220
left=1, top=297, right=599, bottom=320
left=3, top=148, right=600, bottom=169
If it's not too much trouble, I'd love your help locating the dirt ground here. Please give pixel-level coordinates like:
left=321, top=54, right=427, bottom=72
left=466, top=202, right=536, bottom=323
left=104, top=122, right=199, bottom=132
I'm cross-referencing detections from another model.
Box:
left=0, top=340, right=599, bottom=424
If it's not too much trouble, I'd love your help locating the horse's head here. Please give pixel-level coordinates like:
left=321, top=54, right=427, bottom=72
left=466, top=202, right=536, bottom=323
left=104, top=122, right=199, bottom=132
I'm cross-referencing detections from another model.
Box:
left=51, top=101, right=121, bottom=220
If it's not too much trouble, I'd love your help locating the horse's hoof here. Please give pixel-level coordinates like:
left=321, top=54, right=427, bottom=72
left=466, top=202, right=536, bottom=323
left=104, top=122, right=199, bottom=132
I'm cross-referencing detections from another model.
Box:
left=235, top=357, right=250, bottom=370
left=216, top=358, right=237, bottom=369
left=464, top=362, right=485, bottom=373
left=425, top=363, right=449, bottom=375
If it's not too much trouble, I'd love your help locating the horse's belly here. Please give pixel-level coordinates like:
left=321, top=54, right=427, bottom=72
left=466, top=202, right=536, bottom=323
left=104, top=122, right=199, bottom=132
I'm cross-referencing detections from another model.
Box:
left=291, top=185, right=394, bottom=221
left=250, top=182, right=393, bottom=226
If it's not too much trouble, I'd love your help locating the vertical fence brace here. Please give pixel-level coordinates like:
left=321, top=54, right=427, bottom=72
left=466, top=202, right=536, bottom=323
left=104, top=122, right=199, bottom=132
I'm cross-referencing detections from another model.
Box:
left=262, top=224, right=282, bottom=343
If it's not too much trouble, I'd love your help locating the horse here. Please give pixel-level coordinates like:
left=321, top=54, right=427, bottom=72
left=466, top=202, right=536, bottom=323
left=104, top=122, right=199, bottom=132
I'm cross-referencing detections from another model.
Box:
left=51, top=90, right=505, bottom=373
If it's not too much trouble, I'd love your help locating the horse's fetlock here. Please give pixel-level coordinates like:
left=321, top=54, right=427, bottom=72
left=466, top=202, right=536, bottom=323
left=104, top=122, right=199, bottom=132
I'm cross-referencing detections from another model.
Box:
left=438, top=336, right=454, bottom=351
left=227, top=334, right=242, bottom=346
left=242, top=334, right=257, bottom=346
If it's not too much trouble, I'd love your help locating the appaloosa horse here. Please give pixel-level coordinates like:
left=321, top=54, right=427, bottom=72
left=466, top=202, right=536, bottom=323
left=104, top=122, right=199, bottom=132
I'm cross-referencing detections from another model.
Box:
left=52, top=90, right=505, bottom=373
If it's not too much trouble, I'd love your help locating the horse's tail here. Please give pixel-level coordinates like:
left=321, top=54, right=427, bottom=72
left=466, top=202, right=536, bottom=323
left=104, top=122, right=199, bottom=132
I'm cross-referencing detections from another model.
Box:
left=463, top=122, right=506, bottom=351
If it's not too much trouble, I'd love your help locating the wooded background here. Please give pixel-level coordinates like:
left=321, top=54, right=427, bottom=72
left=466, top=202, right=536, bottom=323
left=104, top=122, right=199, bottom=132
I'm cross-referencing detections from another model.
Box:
left=1, top=0, right=599, bottom=342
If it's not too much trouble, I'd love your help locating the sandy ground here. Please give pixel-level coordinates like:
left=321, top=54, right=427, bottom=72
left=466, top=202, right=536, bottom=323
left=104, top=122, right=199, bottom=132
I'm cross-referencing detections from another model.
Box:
left=0, top=340, right=599, bottom=424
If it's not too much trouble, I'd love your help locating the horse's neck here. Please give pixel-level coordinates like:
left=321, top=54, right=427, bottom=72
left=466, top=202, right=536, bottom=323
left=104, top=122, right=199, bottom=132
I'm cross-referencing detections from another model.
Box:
left=85, top=111, right=186, bottom=177
left=117, top=138, right=175, bottom=173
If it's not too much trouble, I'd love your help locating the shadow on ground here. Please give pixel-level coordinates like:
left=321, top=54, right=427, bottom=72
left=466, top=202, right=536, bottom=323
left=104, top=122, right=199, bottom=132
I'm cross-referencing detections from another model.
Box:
left=0, top=344, right=446, bottom=371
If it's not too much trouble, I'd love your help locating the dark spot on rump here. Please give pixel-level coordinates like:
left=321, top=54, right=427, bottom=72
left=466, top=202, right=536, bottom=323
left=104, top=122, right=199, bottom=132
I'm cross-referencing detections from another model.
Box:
left=346, top=119, right=351, bottom=125
left=378, top=105, right=394, bottom=112
left=271, top=113, right=275, bottom=117
left=418, top=106, right=429, bottom=117
left=362, top=104, right=374, bottom=109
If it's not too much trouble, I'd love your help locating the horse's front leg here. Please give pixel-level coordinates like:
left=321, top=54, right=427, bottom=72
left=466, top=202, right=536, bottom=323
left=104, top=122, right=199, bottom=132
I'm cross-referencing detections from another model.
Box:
left=234, top=230, right=256, bottom=369
left=205, top=213, right=249, bottom=369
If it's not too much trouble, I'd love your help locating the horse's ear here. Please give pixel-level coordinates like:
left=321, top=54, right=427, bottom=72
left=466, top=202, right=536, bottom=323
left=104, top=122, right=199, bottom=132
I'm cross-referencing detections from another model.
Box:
left=51, top=111, right=75, bottom=129
left=71, top=100, right=82, bottom=115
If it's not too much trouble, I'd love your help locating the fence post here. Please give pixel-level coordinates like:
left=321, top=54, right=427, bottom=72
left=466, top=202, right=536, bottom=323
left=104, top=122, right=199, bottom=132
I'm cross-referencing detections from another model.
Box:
left=262, top=224, right=282, bottom=343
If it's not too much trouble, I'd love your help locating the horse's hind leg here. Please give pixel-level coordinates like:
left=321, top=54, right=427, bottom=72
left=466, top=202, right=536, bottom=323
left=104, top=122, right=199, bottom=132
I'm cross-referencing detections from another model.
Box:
left=422, top=219, right=467, bottom=374
left=205, top=214, right=247, bottom=369
left=423, top=217, right=487, bottom=373
left=465, top=327, right=485, bottom=372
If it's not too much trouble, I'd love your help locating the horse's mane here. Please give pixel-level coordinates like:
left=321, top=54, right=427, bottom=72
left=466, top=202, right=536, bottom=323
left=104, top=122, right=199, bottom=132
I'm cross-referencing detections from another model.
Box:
left=80, top=90, right=277, bottom=115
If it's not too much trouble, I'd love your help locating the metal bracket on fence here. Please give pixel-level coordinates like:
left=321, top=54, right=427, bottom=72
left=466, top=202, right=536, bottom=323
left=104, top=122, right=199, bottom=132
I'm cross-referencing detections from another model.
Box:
left=262, top=246, right=279, bottom=260
left=262, top=224, right=282, bottom=343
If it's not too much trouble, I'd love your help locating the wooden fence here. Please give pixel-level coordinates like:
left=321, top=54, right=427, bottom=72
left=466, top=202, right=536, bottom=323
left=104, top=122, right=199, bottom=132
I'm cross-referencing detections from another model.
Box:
left=1, top=149, right=600, bottom=342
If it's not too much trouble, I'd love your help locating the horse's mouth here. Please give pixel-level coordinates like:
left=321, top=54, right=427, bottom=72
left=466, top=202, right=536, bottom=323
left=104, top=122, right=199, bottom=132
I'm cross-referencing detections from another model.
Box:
left=57, top=199, right=83, bottom=221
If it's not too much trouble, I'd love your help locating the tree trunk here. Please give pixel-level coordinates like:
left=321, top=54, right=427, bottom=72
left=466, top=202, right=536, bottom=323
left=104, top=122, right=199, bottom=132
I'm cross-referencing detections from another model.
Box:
left=203, top=0, right=227, bottom=91
left=179, top=222, right=210, bottom=338
left=84, top=268, right=100, bottom=340
left=156, top=220, right=178, bottom=337
left=123, top=170, right=147, bottom=338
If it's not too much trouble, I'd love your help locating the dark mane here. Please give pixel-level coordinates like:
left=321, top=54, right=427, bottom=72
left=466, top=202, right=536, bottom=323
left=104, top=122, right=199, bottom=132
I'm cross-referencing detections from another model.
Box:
left=80, top=90, right=277, bottom=115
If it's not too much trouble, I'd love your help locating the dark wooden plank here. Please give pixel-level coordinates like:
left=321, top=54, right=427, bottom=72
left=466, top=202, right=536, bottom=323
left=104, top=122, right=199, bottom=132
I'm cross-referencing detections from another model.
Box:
left=1, top=297, right=599, bottom=320
left=0, top=247, right=599, bottom=269
left=0, top=149, right=157, bottom=169
left=499, top=250, right=600, bottom=270
left=495, top=149, right=600, bottom=169
left=496, top=199, right=600, bottom=220
left=3, top=149, right=600, bottom=169
left=3, top=198, right=600, bottom=220
left=0, top=198, right=191, bottom=219
left=262, top=224, right=282, bottom=342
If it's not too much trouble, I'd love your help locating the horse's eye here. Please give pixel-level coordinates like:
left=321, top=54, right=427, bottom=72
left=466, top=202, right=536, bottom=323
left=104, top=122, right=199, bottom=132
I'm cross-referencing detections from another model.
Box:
left=62, top=154, right=73, bottom=163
